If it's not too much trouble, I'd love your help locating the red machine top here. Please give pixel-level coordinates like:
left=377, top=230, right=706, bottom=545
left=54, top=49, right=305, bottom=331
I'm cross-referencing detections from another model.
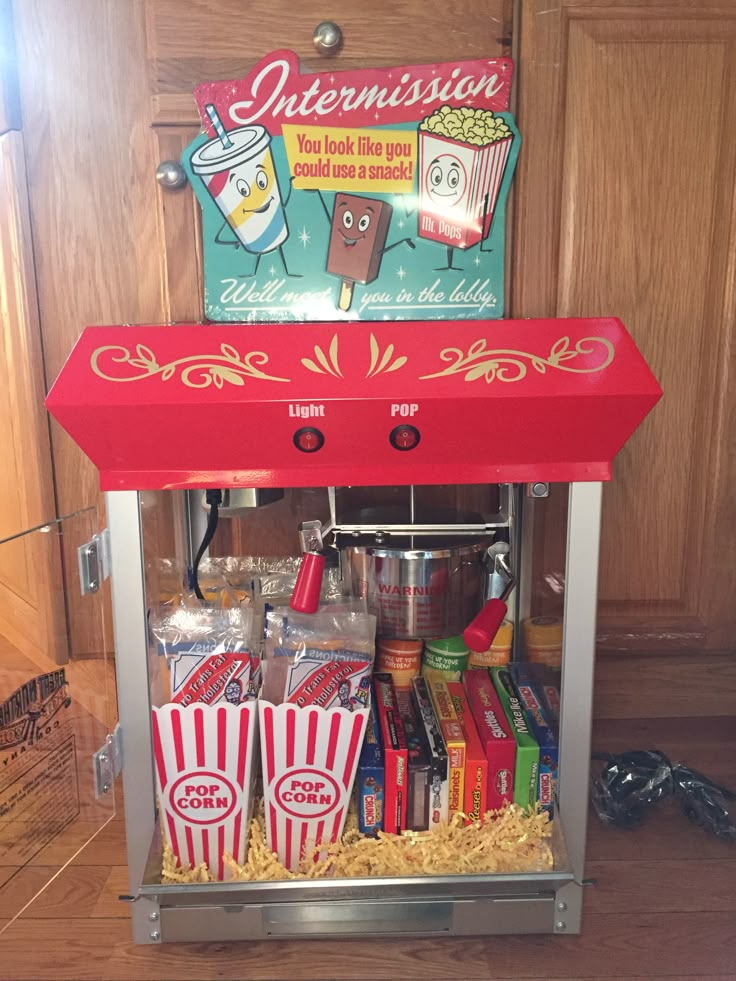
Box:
left=45, top=318, right=661, bottom=490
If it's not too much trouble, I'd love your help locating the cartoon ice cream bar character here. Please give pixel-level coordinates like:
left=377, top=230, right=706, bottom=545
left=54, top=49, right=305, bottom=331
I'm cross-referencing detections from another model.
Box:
left=321, top=193, right=414, bottom=311
left=189, top=105, right=299, bottom=277
left=417, top=105, right=514, bottom=271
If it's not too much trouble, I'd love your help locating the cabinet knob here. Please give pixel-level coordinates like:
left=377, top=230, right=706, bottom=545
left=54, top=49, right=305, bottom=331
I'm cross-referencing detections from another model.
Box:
left=156, top=160, right=188, bottom=190
left=313, top=21, right=343, bottom=56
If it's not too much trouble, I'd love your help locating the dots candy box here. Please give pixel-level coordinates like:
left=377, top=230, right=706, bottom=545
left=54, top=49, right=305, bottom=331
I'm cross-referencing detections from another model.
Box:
left=461, top=670, right=515, bottom=813
left=446, top=681, right=488, bottom=824
left=426, top=678, right=466, bottom=819
left=357, top=695, right=385, bottom=835
left=507, top=664, right=559, bottom=815
left=372, top=673, right=409, bottom=834
left=395, top=685, right=440, bottom=832
left=490, top=666, right=540, bottom=813
left=411, top=676, right=449, bottom=826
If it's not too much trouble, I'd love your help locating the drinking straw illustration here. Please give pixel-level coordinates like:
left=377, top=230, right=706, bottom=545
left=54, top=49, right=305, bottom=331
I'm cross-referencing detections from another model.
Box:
left=205, top=103, right=233, bottom=149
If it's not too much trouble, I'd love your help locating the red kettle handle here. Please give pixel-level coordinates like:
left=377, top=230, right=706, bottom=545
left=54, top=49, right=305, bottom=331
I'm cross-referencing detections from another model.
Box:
left=290, top=552, right=325, bottom=614
left=463, top=598, right=508, bottom=653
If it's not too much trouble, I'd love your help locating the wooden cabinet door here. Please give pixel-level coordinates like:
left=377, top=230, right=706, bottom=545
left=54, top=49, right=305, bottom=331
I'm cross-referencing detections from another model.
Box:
left=0, top=131, right=67, bottom=664
left=146, top=0, right=513, bottom=558
left=513, top=2, right=736, bottom=652
left=11, top=0, right=511, bottom=643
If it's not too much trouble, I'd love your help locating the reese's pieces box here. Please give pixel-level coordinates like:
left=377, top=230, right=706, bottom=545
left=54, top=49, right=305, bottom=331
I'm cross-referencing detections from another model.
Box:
left=446, top=681, right=488, bottom=823
left=462, top=669, right=515, bottom=812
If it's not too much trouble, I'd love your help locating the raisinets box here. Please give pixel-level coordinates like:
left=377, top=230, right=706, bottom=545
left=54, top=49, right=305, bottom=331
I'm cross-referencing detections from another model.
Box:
left=426, top=678, right=466, bottom=818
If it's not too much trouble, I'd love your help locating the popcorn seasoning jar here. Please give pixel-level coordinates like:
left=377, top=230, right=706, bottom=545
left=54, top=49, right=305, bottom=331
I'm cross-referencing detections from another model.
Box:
left=524, top=616, right=563, bottom=668
left=467, top=620, right=514, bottom=669
left=421, top=636, right=469, bottom=683
left=376, top=639, right=423, bottom=688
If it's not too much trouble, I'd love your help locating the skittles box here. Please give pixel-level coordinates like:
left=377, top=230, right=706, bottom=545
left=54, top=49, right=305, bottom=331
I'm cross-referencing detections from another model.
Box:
left=357, top=697, right=385, bottom=835
left=490, top=667, right=539, bottom=812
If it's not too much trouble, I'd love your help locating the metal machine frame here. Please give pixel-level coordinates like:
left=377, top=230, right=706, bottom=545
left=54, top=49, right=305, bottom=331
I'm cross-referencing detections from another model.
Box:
left=108, top=481, right=601, bottom=944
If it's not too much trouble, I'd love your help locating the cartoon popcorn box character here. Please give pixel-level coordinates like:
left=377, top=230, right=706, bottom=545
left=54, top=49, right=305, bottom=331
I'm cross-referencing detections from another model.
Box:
left=417, top=106, right=514, bottom=270
left=259, top=701, right=369, bottom=871
left=152, top=702, right=258, bottom=880
left=189, top=105, right=297, bottom=276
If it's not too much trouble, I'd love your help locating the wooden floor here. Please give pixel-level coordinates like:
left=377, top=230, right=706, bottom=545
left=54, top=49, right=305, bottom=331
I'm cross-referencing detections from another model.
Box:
left=0, top=713, right=733, bottom=980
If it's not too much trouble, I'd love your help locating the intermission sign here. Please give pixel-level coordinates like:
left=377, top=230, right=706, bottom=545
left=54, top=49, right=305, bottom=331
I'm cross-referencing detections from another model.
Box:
left=182, top=50, right=520, bottom=322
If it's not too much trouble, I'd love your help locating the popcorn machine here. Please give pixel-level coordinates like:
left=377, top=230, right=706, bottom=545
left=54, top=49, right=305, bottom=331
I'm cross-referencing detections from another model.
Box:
left=45, top=315, right=660, bottom=943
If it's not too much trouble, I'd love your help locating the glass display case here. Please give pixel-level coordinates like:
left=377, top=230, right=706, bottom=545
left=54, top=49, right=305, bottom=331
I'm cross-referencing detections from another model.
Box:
left=37, top=316, right=660, bottom=943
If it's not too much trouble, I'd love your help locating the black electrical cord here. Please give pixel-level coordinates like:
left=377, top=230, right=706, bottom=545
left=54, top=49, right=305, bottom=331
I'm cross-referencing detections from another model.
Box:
left=191, top=489, right=223, bottom=601
left=590, top=749, right=736, bottom=840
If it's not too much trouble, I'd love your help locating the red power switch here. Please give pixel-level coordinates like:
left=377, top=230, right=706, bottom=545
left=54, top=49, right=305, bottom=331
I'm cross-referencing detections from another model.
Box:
left=389, top=424, right=420, bottom=451
left=293, top=427, right=325, bottom=453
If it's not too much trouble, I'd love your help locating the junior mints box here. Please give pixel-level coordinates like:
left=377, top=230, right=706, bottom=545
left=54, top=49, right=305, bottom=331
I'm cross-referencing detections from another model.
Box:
left=491, top=667, right=539, bottom=812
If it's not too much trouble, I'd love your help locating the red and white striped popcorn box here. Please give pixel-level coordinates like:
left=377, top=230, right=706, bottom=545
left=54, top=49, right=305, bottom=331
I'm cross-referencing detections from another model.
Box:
left=152, top=702, right=258, bottom=880
left=418, top=130, right=514, bottom=249
left=259, top=701, right=369, bottom=872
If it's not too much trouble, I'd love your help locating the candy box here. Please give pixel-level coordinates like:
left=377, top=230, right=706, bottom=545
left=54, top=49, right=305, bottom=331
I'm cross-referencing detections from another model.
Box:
left=508, top=664, right=559, bottom=815
left=446, top=681, right=488, bottom=824
left=259, top=700, right=369, bottom=871
left=152, top=702, right=258, bottom=880
left=426, top=677, right=466, bottom=818
left=411, top=676, right=449, bottom=826
left=395, top=685, right=435, bottom=831
left=372, top=673, right=409, bottom=834
left=357, top=697, right=385, bottom=835
left=462, top=669, right=515, bottom=812
left=490, top=667, right=540, bottom=813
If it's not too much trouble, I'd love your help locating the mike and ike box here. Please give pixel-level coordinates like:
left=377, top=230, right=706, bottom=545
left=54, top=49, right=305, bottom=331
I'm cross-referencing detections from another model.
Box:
left=461, top=669, right=515, bottom=813
left=507, top=663, right=558, bottom=815
left=372, top=673, right=408, bottom=834
left=426, top=677, right=466, bottom=818
left=490, top=666, right=540, bottom=812
left=446, top=681, right=488, bottom=824
left=357, top=696, right=384, bottom=835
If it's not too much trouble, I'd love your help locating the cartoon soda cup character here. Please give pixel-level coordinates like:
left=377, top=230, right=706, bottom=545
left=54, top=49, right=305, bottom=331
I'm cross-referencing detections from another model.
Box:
left=417, top=105, right=514, bottom=270
left=190, top=105, right=298, bottom=277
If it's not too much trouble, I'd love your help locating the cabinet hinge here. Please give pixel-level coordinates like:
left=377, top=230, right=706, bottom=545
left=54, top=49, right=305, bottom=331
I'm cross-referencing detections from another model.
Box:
left=93, top=722, right=123, bottom=797
left=77, top=528, right=111, bottom=595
